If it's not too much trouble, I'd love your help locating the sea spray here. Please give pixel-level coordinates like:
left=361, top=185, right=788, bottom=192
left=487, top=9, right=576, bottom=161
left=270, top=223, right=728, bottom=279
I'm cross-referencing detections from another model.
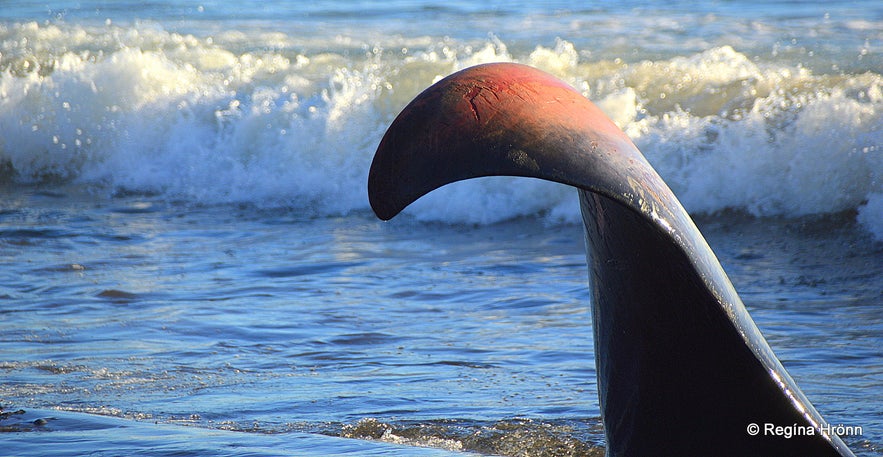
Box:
left=1, top=22, right=880, bottom=236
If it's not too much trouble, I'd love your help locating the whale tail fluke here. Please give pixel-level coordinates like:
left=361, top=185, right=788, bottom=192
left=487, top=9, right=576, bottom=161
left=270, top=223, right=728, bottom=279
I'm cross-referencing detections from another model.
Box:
left=368, top=63, right=853, bottom=457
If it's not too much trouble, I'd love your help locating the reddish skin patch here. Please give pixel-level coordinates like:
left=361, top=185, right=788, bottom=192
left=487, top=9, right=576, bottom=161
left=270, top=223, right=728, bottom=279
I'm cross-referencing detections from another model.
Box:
left=443, top=63, right=629, bottom=142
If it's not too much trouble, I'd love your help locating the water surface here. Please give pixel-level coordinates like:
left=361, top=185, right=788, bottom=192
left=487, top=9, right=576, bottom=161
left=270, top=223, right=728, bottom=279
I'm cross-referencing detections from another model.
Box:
left=1, top=1, right=881, bottom=455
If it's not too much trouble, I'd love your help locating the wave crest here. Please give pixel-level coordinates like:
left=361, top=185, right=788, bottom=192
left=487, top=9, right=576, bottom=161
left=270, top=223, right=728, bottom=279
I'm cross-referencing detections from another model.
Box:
left=1, top=23, right=880, bottom=237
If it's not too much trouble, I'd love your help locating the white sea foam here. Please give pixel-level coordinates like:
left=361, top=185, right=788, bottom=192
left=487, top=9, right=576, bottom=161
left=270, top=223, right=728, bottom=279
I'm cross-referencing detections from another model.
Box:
left=0, top=23, right=880, bottom=237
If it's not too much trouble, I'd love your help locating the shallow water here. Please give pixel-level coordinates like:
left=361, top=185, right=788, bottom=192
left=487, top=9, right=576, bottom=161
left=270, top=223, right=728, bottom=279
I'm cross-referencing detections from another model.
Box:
left=1, top=1, right=881, bottom=455
left=1, top=189, right=880, bottom=455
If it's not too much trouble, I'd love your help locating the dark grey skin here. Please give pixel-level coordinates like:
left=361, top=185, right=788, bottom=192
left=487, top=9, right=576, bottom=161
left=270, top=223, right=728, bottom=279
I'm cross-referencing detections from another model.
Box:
left=367, top=63, right=854, bottom=457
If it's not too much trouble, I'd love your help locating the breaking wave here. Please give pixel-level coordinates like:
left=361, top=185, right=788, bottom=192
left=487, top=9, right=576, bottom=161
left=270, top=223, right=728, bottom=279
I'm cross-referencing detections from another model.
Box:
left=1, top=22, right=880, bottom=237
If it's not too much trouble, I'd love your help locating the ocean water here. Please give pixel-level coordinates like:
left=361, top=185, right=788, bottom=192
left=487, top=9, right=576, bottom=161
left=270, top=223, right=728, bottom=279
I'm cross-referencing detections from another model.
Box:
left=1, top=1, right=881, bottom=456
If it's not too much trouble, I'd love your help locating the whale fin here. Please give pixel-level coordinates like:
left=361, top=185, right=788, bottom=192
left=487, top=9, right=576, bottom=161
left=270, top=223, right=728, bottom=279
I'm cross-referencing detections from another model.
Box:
left=368, top=63, right=853, bottom=456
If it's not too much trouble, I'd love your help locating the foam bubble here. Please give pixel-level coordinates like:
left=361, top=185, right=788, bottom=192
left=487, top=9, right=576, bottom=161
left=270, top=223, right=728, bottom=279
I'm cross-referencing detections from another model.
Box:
left=858, top=193, right=883, bottom=241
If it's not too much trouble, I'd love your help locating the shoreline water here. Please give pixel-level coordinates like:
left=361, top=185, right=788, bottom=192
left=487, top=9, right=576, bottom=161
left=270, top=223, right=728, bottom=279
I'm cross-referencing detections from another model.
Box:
left=2, top=188, right=881, bottom=455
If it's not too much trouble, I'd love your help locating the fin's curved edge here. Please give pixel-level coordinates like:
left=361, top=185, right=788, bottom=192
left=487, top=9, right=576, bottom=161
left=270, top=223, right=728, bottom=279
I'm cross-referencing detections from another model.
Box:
left=367, top=62, right=853, bottom=455
left=368, top=62, right=642, bottom=221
